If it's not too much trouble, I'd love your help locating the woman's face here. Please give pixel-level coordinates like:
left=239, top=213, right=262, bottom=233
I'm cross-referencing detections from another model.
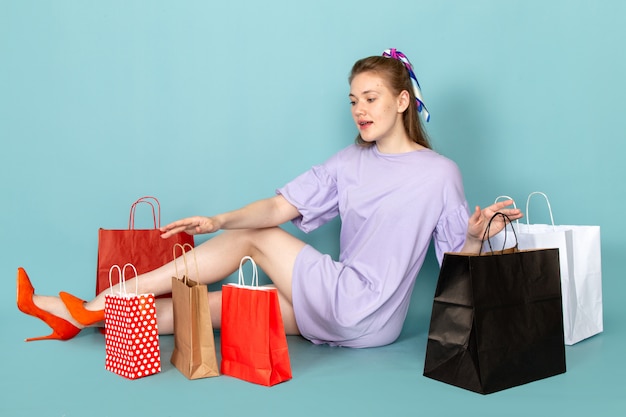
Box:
left=349, top=71, right=409, bottom=145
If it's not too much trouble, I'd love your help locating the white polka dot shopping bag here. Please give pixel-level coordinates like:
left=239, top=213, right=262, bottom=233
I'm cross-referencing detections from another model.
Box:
left=104, top=264, right=161, bottom=380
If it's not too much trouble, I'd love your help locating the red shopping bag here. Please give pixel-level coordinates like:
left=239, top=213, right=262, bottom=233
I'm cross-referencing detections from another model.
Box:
left=104, top=264, right=161, bottom=380
left=96, top=196, right=194, bottom=296
left=220, top=256, right=292, bottom=386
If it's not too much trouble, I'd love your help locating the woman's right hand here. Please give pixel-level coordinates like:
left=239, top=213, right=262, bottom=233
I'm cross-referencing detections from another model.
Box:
left=160, top=216, right=221, bottom=239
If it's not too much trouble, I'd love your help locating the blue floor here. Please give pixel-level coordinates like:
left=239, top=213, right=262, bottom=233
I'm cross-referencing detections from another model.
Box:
left=2, top=261, right=624, bottom=417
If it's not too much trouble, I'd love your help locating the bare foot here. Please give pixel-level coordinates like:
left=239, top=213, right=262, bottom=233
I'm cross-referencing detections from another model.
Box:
left=32, top=295, right=83, bottom=329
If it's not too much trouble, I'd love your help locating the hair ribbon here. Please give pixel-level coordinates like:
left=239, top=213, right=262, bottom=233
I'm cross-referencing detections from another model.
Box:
left=382, top=48, right=430, bottom=122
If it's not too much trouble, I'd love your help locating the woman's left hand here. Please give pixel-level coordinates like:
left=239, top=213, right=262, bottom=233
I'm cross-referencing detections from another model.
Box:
left=467, top=199, right=523, bottom=243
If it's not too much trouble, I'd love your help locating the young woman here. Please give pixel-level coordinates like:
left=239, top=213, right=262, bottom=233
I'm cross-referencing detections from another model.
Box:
left=17, top=48, right=521, bottom=348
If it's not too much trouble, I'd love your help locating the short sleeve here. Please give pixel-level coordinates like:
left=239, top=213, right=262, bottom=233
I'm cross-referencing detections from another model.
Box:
left=277, top=164, right=339, bottom=233
left=432, top=201, right=469, bottom=265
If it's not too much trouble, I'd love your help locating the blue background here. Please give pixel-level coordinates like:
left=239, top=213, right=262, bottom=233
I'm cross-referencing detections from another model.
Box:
left=1, top=1, right=624, bottom=416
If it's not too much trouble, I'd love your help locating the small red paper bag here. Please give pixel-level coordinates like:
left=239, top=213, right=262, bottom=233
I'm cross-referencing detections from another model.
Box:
left=220, top=256, right=292, bottom=386
left=105, top=264, right=161, bottom=380
left=96, top=196, right=194, bottom=296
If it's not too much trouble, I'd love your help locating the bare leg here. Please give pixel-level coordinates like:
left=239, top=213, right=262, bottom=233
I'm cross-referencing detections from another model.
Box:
left=32, top=227, right=306, bottom=334
left=206, top=287, right=300, bottom=335
left=96, top=288, right=299, bottom=336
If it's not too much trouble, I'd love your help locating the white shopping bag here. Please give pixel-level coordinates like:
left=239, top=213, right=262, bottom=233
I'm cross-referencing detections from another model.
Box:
left=517, top=192, right=603, bottom=345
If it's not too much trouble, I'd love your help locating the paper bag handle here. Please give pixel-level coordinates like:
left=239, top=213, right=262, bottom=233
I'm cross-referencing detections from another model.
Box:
left=480, top=212, right=518, bottom=254
left=172, top=243, right=198, bottom=285
left=494, top=195, right=519, bottom=227
left=129, top=196, right=161, bottom=230
left=108, top=263, right=139, bottom=296
left=238, top=256, right=259, bottom=287
left=525, top=191, right=555, bottom=228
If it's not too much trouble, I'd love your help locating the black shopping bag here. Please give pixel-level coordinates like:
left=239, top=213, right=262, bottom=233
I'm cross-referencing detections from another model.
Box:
left=423, top=213, right=566, bottom=394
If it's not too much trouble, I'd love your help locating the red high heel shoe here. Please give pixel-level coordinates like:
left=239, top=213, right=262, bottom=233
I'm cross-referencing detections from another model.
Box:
left=16, top=267, right=81, bottom=342
left=59, top=292, right=104, bottom=326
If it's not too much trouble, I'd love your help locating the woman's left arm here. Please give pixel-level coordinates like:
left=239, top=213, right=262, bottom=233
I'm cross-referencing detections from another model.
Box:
left=460, top=200, right=523, bottom=253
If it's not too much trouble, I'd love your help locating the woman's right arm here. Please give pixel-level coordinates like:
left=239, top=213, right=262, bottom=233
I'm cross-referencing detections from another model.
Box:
left=159, top=195, right=300, bottom=238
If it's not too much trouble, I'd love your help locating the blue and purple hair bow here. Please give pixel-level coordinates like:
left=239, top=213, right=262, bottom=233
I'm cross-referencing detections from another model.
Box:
left=382, top=48, right=430, bottom=122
